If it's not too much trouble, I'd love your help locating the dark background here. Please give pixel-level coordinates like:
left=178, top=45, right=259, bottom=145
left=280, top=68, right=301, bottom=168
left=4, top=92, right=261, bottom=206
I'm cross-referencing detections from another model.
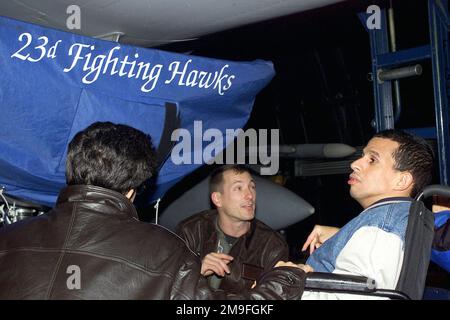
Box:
left=154, top=0, right=448, bottom=286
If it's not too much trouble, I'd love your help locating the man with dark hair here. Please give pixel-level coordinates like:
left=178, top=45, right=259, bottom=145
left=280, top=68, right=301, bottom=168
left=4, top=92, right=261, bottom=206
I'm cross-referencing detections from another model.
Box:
left=65, top=122, right=158, bottom=197
left=0, top=122, right=308, bottom=299
left=301, top=129, right=434, bottom=299
left=176, top=164, right=290, bottom=293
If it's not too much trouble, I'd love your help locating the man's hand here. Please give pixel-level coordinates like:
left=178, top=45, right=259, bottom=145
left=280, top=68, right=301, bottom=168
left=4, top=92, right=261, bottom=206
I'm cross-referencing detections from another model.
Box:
left=301, top=225, right=340, bottom=255
left=296, top=263, right=314, bottom=273
left=201, top=252, right=234, bottom=277
left=251, top=261, right=314, bottom=288
left=274, top=261, right=314, bottom=273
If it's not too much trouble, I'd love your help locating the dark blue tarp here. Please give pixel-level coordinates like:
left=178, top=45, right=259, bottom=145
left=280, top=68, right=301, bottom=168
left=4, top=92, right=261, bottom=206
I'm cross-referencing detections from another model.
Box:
left=431, top=210, right=450, bottom=273
left=0, top=15, right=275, bottom=206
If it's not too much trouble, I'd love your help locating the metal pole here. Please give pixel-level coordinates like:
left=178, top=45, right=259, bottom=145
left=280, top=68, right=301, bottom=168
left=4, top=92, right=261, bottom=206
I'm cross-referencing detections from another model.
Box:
left=378, top=64, right=423, bottom=81
left=428, top=0, right=450, bottom=185
left=366, top=9, right=395, bottom=131
left=388, top=3, right=402, bottom=123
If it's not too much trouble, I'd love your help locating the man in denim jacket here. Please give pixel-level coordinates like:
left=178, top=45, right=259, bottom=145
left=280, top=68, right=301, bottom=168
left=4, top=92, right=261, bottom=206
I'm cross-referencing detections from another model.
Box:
left=301, top=130, right=434, bottom=299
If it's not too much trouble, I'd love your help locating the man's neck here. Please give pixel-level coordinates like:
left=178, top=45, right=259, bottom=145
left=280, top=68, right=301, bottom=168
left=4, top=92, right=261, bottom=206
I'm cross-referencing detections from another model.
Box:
left=360, top=194, right=412, bottom=209
left=217, top=214, right=251, bottom=238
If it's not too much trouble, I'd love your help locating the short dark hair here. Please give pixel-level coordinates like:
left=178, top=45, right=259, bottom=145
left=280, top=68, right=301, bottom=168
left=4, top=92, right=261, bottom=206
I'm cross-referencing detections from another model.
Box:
left=209, top=165, right=252, bottom=194
left=66, top=122, right=157, bottom=194
left=374, top=129, right=434, bottom=197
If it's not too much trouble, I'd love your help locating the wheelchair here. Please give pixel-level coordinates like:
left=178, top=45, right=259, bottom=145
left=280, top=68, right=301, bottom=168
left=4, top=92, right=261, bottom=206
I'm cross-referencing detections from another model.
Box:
left=303, top=184, right=450, bottom=300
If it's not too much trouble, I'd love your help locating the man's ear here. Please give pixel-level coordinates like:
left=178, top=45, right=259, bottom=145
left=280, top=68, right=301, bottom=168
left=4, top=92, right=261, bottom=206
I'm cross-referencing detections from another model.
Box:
left=211, top=192, right=222, bottom=208
left=395, top=172, right=414, bottom=192
left=125, top=189, right=136, bottom=202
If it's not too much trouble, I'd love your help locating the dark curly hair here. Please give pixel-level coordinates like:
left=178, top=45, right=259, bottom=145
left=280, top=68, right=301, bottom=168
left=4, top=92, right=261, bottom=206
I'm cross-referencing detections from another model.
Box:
left=66, top=122, right=157, bottom=194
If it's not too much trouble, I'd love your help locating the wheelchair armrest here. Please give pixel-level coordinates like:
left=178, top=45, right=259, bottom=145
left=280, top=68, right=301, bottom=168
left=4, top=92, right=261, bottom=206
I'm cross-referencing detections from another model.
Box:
left=304, top=272, right=410, bottom=299
left=305, top=272, right=376, bottom=293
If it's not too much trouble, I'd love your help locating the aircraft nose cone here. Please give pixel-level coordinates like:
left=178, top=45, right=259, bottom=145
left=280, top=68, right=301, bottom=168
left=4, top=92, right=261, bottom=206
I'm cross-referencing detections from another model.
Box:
left=322, top=143, right=356, bottom=158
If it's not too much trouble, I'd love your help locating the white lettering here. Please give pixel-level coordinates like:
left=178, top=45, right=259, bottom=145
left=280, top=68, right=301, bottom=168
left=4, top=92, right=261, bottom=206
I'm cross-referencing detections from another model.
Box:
left=170, top=122, right=279, bottom=175
left=66, top=5, right=81, bottom=30
left=366, top=5, right=381, bottom=30
left=66, top=265, right=81, bottom=290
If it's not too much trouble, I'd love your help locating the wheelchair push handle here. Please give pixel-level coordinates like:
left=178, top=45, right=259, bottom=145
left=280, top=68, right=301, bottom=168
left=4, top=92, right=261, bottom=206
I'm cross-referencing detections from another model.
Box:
left=418, top=184, right=450, bottom=200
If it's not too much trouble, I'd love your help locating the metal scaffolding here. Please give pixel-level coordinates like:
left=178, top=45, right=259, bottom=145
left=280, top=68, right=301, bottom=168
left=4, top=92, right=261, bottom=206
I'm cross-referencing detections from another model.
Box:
left=362, top=0, right=450, bottom=185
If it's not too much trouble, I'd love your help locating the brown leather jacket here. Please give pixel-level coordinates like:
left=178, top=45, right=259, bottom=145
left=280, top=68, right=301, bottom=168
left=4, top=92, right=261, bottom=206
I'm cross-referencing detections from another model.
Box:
left=0, top=185, right=306, bottom=299
left=176, top=210, right=289, bottom=292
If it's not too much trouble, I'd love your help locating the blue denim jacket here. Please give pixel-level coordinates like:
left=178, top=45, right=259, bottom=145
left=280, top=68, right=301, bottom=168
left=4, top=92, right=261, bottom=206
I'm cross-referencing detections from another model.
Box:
left=307, top=198, right=412, bottom=273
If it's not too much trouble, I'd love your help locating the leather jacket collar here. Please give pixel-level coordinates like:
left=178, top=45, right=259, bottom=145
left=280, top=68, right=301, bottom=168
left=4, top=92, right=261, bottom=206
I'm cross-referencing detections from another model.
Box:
left=56, top=184, right=138, bottom=219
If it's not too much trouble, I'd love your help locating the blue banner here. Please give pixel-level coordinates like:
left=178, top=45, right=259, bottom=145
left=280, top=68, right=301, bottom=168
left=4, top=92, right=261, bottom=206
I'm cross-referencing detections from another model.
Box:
left=0, top=15, right=274, bottom=206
